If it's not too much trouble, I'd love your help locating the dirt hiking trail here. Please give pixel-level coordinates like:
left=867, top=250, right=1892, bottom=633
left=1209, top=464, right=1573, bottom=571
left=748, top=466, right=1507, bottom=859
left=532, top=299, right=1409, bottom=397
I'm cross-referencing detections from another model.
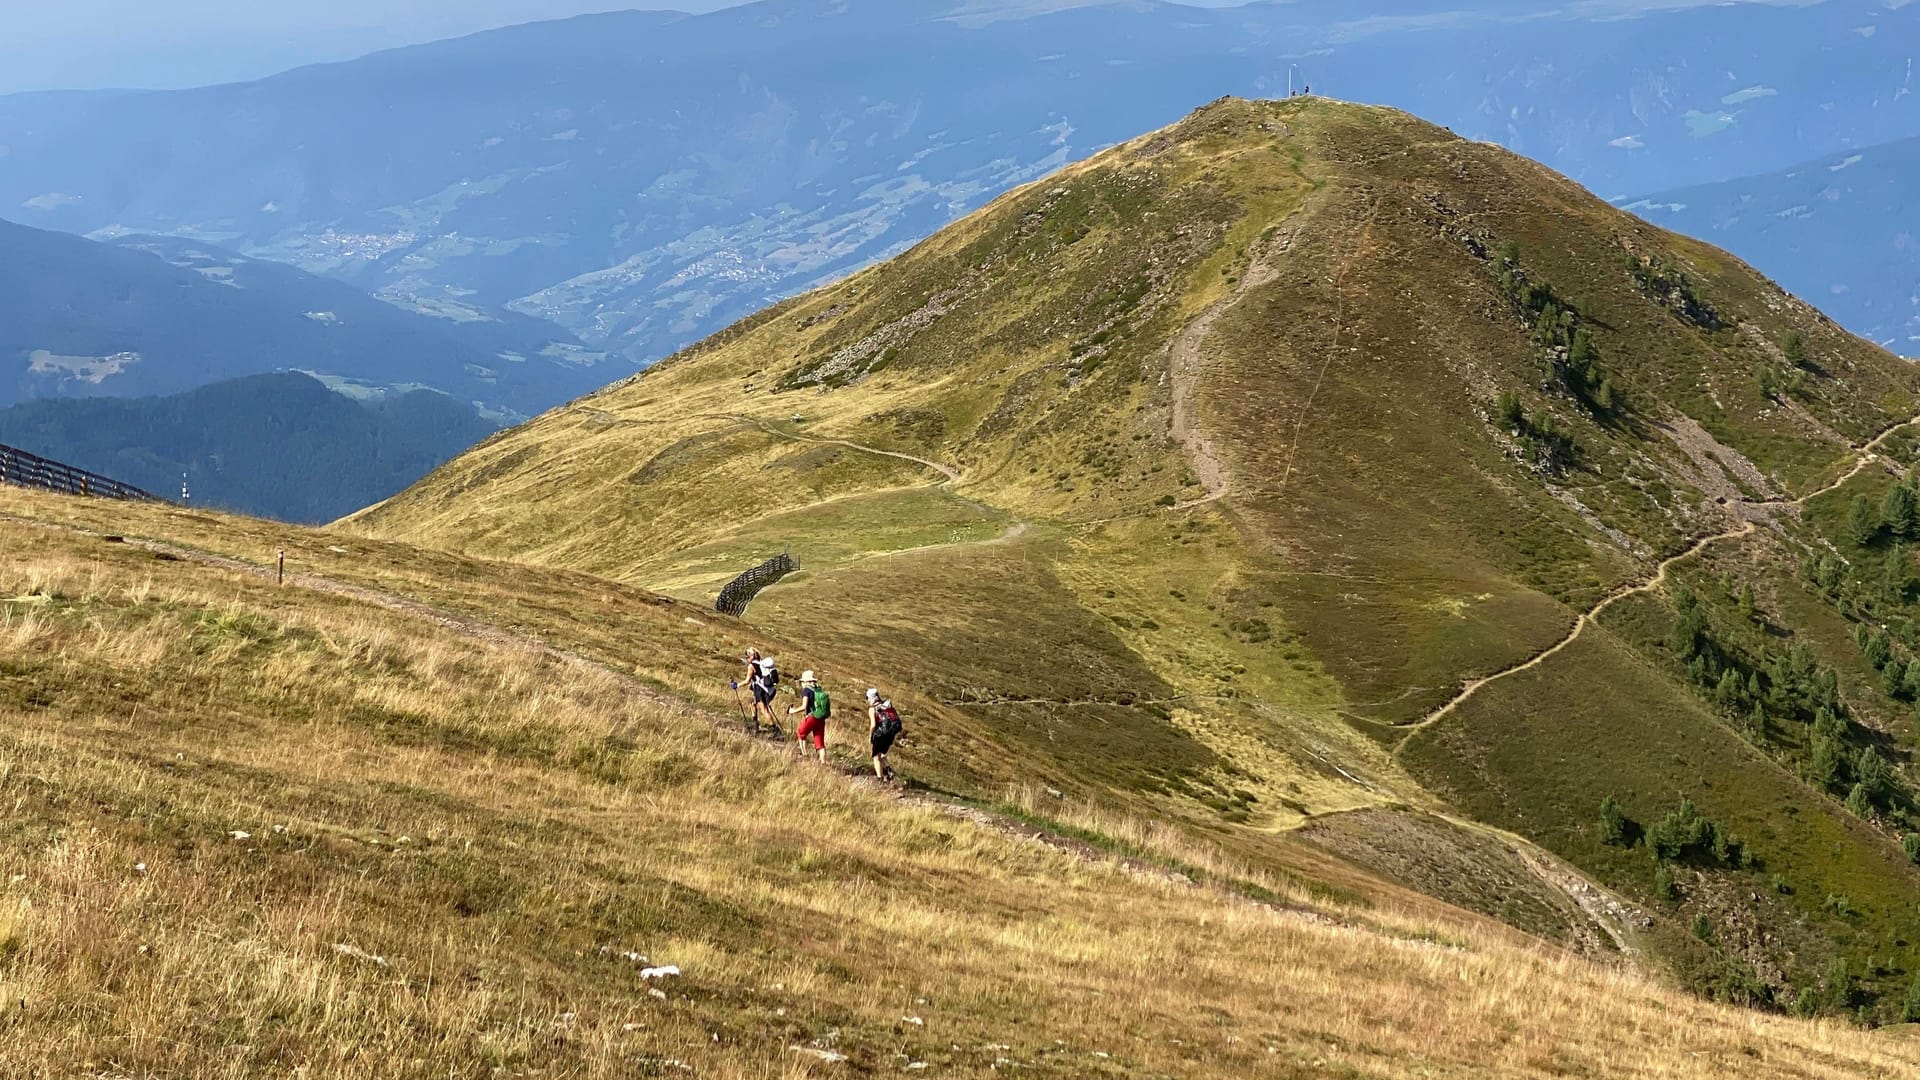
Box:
left=1391, top=413, right=1920, bottom=751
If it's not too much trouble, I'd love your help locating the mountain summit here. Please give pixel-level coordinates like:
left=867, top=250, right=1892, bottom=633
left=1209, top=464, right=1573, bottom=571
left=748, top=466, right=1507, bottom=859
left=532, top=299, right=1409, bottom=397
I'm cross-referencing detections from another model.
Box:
left=360, top=98, right=1920, bottom=1012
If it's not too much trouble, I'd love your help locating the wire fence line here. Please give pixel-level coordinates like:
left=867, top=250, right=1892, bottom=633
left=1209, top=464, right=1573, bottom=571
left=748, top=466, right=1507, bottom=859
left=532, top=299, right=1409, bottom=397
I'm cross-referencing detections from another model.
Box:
left=715, top=551, right=799, bottom=617
left=0, top=443, right=163, bottom=503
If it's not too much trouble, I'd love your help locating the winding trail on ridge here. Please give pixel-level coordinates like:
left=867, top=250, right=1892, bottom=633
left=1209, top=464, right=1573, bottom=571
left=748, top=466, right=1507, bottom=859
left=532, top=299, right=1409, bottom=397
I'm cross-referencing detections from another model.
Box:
left=695, top=412, right=1031, bottom=613
left=1389, top=412, right=1920, bottom=752
left=1168, top=233, right=1283, bottom=506
left=707, top=413, right=962, bottom=484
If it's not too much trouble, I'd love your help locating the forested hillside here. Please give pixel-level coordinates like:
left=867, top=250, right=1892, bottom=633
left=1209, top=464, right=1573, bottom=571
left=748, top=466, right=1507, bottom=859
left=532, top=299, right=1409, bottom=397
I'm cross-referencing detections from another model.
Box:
left=0, top=373, right=497, bottom=522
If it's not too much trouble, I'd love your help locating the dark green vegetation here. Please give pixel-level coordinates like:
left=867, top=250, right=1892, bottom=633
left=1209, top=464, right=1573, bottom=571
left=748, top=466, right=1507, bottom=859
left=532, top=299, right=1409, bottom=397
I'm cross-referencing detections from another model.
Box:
left=0, top=373, right=497, bottom=523
left=361, top=98, right=1920, bottom=1019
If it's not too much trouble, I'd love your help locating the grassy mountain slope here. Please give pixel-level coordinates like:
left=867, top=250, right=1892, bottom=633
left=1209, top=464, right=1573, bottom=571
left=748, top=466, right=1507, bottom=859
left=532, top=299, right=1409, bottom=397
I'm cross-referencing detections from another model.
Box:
left=358, top=98, right=1920, bottom=1014
left=5, top=484, right=1920, bottom=1076
left=0, top=372, right=498, bottom=523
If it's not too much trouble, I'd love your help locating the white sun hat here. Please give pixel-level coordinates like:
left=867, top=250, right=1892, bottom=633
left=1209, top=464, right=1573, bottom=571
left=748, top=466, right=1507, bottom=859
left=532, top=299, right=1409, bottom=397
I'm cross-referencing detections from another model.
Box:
left=866, top=688, right=880, bottom=702
left=801, top=670, right=818, bottom=684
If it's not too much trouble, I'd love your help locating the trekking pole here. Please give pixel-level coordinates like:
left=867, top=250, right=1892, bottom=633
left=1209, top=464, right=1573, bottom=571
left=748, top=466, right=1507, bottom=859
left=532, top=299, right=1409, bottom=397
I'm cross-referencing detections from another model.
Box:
left=729, top=681, right=753, bottom=732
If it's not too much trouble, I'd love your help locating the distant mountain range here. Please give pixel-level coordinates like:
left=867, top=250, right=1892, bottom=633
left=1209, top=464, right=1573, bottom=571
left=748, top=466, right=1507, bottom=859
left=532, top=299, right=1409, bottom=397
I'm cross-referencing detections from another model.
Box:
left=0, top=218, right=600, bottom=418
left=0, top=372, right=497, bottom=523
left=3, top=0, right=1915, bottom=369
left=0, top=217, right=621, bottom=520
left=1630, top=134, right=1920, bottom=354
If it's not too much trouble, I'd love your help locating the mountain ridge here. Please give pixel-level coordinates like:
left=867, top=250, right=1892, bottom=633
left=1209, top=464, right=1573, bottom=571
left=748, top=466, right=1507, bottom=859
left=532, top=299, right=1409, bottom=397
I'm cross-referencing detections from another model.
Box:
left=354, top=96, right=1920, bottom=1013
left=5, top=0, right=1915, bottom=369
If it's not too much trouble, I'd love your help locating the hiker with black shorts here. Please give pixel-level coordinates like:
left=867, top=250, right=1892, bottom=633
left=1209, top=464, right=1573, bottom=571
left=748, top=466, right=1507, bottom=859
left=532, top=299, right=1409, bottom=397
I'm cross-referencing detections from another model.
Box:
left=742, top=649, right=780, bottom=735
left=787, top=670, right=830, bottom=765
left=866, top=688, right=903, bottom=783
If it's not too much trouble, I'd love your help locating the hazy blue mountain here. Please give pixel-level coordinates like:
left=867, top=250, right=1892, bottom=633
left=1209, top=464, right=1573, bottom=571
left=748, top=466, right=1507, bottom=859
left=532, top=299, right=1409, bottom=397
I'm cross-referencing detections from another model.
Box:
left=3, top=0, right=1914, bottom=367
left=0, top=372, right=499, bottom=523
left=0, top=217, right=603, bottom=417
left=1628, top=136, right=1920, bottom=355
left=0, top=2, right=731, bottom=94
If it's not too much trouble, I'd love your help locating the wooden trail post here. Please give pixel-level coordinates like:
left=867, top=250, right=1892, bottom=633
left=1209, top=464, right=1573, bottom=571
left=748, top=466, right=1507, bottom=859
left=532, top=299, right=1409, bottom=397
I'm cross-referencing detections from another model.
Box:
left=277, top=550, right=286, bottom=585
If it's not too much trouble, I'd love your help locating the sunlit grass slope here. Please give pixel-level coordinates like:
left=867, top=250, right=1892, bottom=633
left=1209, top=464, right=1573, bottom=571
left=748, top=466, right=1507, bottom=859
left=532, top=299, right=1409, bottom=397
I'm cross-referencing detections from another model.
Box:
left=5, top=487, right=1920, bottom=1077
left=353, top=97, right=1920, bottom=1011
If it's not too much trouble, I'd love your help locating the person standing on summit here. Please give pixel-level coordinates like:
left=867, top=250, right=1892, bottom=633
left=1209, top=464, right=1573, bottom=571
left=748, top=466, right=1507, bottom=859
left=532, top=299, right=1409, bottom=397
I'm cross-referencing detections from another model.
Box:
left=787, top=670, right=831, bottom=765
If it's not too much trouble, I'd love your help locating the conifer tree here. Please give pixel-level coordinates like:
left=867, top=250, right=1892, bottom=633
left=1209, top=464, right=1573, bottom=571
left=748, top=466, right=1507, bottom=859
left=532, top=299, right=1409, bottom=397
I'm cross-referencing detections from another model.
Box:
left=1883, top=484, right=1917, bottom=539
left=1810, top=736, right=1849, bottom=791
left=1785, top=331, right=1809, bottom=368
left=1855, top=748, right=1893, bottom=806
left=1847, top=783, right=1874, bottom=819
left=1848, top=495, right=1880, bottom=547
left=1864, top=630, right=1894, bottom=671
left=1599, top=795, right=1631, bottom=846
left=1495, top=390, right=1524, bottom=432
left=1713, top=669, right=1742, bottom=711
left=1668, top=590, right=1708, bottom=660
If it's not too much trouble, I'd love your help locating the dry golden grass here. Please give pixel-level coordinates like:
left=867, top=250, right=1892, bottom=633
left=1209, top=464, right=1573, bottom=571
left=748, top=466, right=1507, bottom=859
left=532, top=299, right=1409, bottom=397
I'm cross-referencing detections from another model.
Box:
left=331, top=95, right=1920, bottom=1008
left=0, top=493, right=1916, bottom=1077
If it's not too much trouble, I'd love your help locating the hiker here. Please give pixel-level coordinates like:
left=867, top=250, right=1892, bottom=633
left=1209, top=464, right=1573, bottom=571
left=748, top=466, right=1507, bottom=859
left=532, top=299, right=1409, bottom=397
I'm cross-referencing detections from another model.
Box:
left=787, top=670, right=831, bottom=764
left=866, top=688, right=903, bottom=783
left=742, top=648, right=781, bottom=735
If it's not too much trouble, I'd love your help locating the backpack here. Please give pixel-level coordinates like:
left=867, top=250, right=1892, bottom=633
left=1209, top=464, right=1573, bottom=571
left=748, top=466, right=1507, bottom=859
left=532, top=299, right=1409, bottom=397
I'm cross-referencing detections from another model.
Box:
left=757, top=657, right=779, bottom=688
left=808, top=687, right=832, bottom=720
left=876, top=701, right=902, bottom=734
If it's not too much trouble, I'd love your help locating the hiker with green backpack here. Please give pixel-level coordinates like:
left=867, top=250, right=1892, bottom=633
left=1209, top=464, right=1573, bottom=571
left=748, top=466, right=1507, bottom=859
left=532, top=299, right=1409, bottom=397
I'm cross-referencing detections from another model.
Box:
left=787, top=670, right=831, bottom=765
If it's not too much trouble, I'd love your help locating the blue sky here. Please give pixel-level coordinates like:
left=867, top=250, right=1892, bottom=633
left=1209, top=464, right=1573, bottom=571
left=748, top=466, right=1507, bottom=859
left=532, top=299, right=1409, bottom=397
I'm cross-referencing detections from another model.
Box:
left=0, top=2, right=727, bottom=93
left=0, top=0, right=1801, bottom=95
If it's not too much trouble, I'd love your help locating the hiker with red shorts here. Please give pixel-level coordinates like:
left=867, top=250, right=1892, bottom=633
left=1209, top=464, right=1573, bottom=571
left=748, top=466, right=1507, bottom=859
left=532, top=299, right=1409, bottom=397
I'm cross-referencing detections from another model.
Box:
left=787, top=670, right=831, bottom=765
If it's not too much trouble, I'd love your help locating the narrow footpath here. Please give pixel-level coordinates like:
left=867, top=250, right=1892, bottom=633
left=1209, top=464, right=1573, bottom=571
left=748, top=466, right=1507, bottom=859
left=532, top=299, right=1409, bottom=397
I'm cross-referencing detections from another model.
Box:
left=0, top=508, right=1339, bottom=931
left=1390, top=413, right=1920, bottom=752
